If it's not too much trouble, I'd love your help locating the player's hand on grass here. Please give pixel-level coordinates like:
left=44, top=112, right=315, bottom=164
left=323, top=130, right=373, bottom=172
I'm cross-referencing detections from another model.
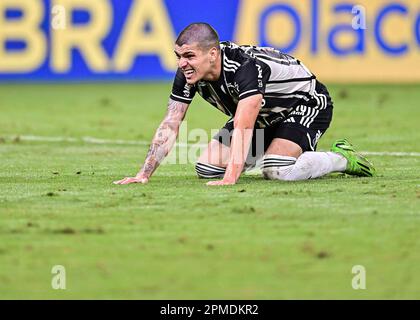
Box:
left=206, top=178, right=236, bottom=186
left=113, top=174, right=149, bottom=185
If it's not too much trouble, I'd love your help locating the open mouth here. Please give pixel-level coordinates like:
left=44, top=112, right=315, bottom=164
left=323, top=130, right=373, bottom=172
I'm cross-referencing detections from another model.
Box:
left=184, top=69, right=195, bottom=78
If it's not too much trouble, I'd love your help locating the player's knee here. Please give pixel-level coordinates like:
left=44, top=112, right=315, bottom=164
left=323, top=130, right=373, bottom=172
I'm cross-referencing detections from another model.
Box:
left=261, top=154, right=297, bottom=181
left=195, top=162, right=226, bottom=179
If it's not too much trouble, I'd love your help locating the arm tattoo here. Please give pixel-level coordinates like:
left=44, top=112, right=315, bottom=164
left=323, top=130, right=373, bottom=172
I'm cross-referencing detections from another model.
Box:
left=139, top=99, right=188, bottom=177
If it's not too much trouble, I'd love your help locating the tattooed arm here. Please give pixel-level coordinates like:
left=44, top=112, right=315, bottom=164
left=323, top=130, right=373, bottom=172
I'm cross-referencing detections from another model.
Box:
left=113, top=99, right=189, bottom=185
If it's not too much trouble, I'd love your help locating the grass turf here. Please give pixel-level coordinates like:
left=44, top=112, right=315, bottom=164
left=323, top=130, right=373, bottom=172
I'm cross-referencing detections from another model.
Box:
left=0, top=83, right=419, bottom=299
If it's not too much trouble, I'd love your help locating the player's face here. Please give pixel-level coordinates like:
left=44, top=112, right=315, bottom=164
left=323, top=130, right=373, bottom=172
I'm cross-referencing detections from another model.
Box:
left=174, top=43, right=216, bottom=84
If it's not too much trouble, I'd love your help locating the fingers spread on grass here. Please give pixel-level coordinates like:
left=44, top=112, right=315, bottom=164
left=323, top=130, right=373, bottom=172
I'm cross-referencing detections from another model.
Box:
left=112, top=179, right=125, bottom=185
left=113, top=177, right=134, bottom=185
left=206, top=180, right=235, bottom=186
left=113, top=177, right=148, bottom=185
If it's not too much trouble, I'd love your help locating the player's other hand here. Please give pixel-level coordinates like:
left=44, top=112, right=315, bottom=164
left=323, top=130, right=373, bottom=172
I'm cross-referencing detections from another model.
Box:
left=206, top=179, right=236, bottom=186
left=113, top=174, right=149, bottom=185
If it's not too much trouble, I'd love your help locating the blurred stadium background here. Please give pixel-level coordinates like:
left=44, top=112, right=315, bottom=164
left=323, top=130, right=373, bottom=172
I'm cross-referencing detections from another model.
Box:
left=0, top=0, right=419, bottom=299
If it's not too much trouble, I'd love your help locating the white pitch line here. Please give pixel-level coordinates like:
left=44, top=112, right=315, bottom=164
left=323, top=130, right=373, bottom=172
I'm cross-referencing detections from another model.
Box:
left=359, top=151, right=420, bottom=157
left=3, top=135, right=420, bottom=157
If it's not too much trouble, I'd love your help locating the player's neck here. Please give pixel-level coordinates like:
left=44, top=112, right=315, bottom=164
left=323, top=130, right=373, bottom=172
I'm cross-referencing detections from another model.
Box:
left=204, top=55, right=222, bottom=82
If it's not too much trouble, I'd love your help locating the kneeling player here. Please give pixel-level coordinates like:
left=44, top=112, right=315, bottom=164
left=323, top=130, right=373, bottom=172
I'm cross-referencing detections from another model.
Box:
left=114, top=23, right=375, bottom=186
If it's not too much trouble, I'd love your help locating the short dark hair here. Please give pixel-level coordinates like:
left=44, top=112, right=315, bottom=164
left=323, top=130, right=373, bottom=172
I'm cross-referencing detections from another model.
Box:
left=175, top=23, right=220, bottom=51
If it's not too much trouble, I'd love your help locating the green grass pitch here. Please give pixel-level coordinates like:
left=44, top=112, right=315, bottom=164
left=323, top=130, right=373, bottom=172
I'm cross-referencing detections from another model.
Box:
left=0, top=83, right=419, bottom=299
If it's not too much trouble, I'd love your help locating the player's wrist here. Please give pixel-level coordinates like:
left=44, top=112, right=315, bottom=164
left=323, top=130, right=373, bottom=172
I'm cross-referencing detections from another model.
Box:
left=222, top=172, right=238, bottom=184
left=136, top=171, right=150, bottom=180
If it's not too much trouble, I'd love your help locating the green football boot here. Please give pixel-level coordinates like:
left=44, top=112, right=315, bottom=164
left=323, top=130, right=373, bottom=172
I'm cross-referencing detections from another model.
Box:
left=331, top=139, right=376, bottom=177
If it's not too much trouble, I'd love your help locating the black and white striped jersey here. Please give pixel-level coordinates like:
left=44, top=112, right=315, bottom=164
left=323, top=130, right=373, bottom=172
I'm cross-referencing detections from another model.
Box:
left=170, top=41, right=330, bottom=128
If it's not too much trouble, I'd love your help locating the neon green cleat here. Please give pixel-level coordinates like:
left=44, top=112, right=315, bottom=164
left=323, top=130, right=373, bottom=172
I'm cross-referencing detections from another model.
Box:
left=331, top=139, right=376, bottom=177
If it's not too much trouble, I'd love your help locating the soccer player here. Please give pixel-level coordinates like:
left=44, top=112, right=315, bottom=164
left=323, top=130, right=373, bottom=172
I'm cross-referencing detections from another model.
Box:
left=114, top=23, right=376, bottom=186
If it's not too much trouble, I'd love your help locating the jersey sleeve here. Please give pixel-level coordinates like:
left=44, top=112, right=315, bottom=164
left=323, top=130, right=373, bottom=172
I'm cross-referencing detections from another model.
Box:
left=234, top=60, right=268, bottom=101
left=169, top=68, right=196, bottom=104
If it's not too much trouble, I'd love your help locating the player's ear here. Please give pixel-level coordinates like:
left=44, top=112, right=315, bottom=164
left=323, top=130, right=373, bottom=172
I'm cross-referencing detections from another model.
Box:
left=209, top=47, right=218, bottom=61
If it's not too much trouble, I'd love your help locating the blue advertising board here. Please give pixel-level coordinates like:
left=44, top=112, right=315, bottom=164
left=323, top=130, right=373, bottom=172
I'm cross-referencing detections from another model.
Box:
left=1, top=0, right=419, bottom=82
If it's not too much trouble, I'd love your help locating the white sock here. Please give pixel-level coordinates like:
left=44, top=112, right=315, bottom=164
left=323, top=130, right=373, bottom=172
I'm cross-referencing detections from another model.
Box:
left=325, top=151, right=347, bottom=172
left=261, top=152, right=347, bottom=181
